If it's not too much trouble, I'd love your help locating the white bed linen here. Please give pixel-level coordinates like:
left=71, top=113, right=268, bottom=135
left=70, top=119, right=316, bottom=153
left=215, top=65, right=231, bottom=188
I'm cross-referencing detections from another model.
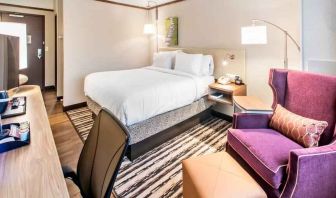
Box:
left=84, top=66, right=214, bottom=126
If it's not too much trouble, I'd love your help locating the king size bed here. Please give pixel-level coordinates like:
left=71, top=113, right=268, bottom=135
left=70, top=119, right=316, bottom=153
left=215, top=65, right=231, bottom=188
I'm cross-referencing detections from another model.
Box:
left=84, top=48, right=245, bottom=160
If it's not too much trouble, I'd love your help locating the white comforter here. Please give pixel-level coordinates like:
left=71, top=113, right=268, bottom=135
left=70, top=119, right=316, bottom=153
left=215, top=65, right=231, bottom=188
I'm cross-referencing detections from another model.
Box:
left=84, top=66, right=214, bottom=126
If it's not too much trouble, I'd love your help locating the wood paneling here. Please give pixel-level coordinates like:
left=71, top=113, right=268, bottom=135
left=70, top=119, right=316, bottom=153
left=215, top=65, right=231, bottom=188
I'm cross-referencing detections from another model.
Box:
left=0, top=86, right=68, bottom=197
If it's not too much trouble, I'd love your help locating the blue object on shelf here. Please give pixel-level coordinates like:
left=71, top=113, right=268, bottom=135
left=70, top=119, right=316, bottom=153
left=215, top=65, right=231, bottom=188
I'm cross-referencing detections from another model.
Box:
left=0, top=91, right=9, bottom=114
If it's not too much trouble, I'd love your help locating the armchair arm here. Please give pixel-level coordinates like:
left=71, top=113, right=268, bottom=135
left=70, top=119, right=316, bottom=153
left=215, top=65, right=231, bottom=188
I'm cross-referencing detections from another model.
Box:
left=232, top=113, right=272, bottom=129
left=281, top=143, right=336, bottom=198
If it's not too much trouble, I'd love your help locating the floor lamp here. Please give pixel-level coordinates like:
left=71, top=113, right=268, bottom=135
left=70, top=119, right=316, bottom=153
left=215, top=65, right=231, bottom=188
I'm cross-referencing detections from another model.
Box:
left=143, top=1, right=159, bottom=52
left=241, top=19, right=301, bottom=69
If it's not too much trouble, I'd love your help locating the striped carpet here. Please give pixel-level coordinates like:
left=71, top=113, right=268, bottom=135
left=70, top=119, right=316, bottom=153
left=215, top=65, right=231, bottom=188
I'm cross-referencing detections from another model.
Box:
left=67, top=107, right=231, bottom=198
left=66, top=107, right=94, bottom=141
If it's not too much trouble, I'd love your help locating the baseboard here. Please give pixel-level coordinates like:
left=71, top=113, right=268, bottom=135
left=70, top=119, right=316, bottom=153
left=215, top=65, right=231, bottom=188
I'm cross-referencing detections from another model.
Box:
left=44, top=86, right=56, bottom=90
left=56, top=96, right=63, bottom=101
left=63, top=102, right=87, bottom=112
left=211, top=110, right=233, bottom=122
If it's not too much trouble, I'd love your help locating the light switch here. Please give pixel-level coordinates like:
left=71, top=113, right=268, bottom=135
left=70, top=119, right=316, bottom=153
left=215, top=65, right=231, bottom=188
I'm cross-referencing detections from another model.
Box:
left=27, top=35, right=32, bottom=44
left=45, top=46, right=49, bottom=52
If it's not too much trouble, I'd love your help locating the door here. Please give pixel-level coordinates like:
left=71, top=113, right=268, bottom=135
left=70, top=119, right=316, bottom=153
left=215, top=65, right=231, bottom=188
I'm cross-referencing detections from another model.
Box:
left=0, top=12, right=45, bottom=88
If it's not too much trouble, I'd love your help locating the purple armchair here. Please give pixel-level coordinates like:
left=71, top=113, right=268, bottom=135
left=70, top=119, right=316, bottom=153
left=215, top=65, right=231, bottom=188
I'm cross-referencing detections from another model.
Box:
left=227, top=69, right=336, bottom=198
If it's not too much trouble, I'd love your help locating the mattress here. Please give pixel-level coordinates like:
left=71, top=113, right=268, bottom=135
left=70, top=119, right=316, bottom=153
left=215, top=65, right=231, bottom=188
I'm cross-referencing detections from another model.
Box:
left=84, top=66, right=214, bottom=126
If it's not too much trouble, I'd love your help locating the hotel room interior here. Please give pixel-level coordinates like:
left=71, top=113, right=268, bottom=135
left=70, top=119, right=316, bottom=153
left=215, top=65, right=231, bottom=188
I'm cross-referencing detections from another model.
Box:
left=0, top=0, right=335, bottom=197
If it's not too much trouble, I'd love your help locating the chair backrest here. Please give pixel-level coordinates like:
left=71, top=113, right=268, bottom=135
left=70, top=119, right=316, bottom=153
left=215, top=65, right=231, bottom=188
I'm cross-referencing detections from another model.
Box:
left=76, top=108, right=129, bottom=198
left=269, top=69, right=336, bottom=145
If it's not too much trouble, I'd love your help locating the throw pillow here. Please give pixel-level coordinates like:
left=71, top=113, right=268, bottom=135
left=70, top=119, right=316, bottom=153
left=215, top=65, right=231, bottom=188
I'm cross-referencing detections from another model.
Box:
left=270, top=104, right=328, bottom=148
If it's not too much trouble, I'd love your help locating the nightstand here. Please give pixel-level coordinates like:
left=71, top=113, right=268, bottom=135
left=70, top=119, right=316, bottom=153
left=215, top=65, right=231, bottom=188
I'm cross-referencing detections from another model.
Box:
left=208, top=83, right=246, bottom=105
left=233, top=96, right=273, bottom=114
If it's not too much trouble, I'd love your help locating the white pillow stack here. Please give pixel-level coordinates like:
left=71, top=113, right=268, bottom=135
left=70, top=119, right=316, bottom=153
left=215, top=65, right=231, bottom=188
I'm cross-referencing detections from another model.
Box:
left=175, top=52, right=204, bottom=76
left=175, top=52, right=214, bottom=76
left=152, top=50, right=214, bottom=76
left=152, top=50, right=181, bottom=69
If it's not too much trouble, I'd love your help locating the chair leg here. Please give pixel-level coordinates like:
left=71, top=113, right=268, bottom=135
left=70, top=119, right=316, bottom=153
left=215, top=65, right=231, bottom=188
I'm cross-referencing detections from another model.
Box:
left=111, top=189, right=119, bottom=198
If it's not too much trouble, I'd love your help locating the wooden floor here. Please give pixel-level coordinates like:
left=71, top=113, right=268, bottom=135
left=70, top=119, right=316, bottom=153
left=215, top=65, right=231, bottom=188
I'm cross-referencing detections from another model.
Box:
left=43, top=90, right=82, bottom=198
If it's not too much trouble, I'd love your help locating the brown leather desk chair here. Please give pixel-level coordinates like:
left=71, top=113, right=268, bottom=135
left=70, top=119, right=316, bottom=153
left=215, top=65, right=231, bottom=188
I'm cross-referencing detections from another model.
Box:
left=64, top=108, right=129, bottom=198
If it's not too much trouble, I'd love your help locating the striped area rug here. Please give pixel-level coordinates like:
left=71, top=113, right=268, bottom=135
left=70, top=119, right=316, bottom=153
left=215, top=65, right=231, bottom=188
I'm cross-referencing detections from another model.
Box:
left=66, top=107, right=94, bottom=141
left=67, top=107, right=231, bottom=198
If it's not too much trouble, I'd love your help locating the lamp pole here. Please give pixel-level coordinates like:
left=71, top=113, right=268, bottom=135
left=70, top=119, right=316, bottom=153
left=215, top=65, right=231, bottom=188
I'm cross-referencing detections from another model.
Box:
left=155, top=6, right=159, bottom=52
left=252, top=19, right=301, bottom=69
left=147, top=1, right=159, bottom=52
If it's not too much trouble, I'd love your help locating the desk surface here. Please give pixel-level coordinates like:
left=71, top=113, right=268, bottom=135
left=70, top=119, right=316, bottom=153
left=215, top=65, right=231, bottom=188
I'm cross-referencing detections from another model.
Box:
left=0, top=86, right=69, bottom=198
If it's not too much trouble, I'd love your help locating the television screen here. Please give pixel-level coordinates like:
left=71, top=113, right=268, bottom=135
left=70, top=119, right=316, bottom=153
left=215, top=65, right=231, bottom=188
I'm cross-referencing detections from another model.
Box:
left=0, top=35, right=19, bottom=91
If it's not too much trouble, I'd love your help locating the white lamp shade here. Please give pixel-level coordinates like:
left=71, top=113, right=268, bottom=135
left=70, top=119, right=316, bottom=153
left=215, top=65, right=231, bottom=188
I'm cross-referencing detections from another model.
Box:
left=241, top=26, right=267, bottom=45
left=143, top=23, right=155, bottom=35
left=0, top=22, right=28, bottom=69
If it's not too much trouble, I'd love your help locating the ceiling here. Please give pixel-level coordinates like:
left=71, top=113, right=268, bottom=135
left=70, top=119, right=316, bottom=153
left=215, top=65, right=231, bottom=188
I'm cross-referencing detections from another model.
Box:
left=102, top=0, right=182, bottom=9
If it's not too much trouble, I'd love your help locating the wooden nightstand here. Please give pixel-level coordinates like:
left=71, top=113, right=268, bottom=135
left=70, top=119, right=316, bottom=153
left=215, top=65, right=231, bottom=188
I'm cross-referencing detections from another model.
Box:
left=208, top=82, right=246, bottom=105
left=233, top=96, right=273, bottom=114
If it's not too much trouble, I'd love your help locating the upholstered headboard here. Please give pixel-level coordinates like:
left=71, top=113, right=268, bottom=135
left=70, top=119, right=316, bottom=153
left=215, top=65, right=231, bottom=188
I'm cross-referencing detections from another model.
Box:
left=159, top=47, right=246, bottom=80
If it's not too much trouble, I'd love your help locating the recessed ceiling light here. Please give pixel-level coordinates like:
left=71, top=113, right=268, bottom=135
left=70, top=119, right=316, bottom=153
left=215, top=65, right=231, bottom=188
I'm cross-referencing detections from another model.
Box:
left=9, top=14, right=24, bottom=18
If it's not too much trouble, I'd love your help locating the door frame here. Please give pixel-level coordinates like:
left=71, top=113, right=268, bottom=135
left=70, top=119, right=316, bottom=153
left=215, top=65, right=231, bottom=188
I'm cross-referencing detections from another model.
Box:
left=0, top=11, right=46, bottom=89
left=55, top=15, right=57, bottom=91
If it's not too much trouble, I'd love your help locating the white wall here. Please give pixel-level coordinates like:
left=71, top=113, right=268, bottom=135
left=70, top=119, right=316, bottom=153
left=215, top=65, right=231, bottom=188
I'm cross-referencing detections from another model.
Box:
left=63, top=0, right=150, bottom=106
left=302, top=0, right=336, bottom=74
left=0, top=4, right=56, bottom=87
left=155, top=0, right=301, bottom=106
left=0, top=0, right=54, bottom=10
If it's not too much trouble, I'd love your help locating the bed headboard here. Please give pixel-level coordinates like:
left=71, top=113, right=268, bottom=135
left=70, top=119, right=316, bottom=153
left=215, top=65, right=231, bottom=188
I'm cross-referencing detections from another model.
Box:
left=159, top=47, right=246, bottom=80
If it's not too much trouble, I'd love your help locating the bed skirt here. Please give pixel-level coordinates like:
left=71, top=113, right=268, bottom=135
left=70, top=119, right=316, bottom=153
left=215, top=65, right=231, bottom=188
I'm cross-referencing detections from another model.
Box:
left=86, top=96, right=215, bottom=159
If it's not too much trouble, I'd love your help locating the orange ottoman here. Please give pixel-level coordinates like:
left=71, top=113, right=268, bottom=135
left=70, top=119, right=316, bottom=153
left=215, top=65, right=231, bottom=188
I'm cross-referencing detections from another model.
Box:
left=182, top=152, right=267, bottom=198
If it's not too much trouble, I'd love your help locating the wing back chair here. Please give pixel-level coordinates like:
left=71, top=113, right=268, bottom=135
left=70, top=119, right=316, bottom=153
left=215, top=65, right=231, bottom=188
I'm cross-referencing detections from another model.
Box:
left=227, top=69, right=336, bottom=198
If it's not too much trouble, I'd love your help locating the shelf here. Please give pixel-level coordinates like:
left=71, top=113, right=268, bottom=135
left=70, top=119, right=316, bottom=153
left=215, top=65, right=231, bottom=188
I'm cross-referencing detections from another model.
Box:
left=208, top=95, right=233, bottom=105
left=208, top=82, right=247, bottom=106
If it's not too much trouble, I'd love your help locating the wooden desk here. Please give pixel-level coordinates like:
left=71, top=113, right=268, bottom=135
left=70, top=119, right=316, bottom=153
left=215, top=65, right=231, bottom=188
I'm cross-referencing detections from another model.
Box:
left=233, top=96, right=273, bottom=114
left=0, top=86, right=69, bottom=198
left=208, top=83, right=247, bottom=105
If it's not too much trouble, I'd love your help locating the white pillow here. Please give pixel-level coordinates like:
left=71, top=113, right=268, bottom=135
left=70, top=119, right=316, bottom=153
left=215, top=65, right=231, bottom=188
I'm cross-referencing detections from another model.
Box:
left=152, top=50, right=181, bottom=69
left=201, top=55, right=214, bottom=76
left=175, top=52, right=204, bottom=76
